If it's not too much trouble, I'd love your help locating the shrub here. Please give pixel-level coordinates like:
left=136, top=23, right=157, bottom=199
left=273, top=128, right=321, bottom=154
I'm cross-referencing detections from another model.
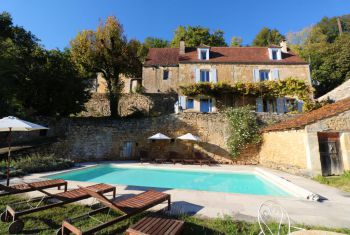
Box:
left=0, top=153, right=74, bottom=178
left=225, top=106, right=261, bottom=158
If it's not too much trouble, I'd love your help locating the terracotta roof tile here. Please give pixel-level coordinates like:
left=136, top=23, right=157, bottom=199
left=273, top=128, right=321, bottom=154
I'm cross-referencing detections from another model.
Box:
left=263, top=97, right=350, bottom=132
left=144, top=47, right=307, bottom=66
left=144, top=48, right=179, bottom=66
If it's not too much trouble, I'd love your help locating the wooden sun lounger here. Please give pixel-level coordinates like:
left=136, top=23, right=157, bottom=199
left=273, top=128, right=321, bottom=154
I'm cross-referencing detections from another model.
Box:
left=59, top=189, right=171, bottom=235
left=0, top=179, right=68, bottom=197
left=1, top=183, right=116, bottom=234
left=126, top=215, right=184, bottom=235
left=183, top=159, right=195, bottom=164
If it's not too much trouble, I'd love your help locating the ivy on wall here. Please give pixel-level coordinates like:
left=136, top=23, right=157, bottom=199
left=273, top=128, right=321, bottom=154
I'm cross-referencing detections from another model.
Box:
left=180, top=77, right=313, bottom=103
left=225, top=106, right=261, bottom=158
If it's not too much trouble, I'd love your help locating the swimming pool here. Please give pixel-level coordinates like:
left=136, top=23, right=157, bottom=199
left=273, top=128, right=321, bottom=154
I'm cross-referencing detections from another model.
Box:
left=47, top=165, right=290, bottom=196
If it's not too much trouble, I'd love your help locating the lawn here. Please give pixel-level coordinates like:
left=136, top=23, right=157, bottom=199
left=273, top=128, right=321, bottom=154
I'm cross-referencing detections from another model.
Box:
left=314, top=171, right=350, bottom=192
left=1, top=195, right=350, bottom=234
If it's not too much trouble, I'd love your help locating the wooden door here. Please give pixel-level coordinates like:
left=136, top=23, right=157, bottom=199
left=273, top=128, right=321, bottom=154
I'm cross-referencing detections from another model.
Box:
left=318, top=132, right=343, bottom=176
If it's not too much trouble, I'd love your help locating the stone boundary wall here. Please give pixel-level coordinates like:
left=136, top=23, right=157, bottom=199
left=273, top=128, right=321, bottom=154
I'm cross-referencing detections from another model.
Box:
left=80, top=93, right=177, bottom=117
left=3, top=112, right=299, bottom=165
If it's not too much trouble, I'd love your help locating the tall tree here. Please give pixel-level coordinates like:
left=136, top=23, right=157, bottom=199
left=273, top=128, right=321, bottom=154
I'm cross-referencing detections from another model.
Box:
left=0, top=11, right=90, bottom=117
left=143, top=37, right=169, bottom=48
left=170, top=26, right=227, bottom=47
left=70, top=16, right=141, bottom=117
left=252, top=27, right=285, bottom=46
left=230, top=36, right=242, bottom=47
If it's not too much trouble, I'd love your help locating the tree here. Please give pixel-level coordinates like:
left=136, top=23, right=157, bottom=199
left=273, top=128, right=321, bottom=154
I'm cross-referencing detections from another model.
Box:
left=170, top=26, right=227, bottom=47
left=0, top=11, right=90, bottom=117
left=230, top=36, right=242, bottom=47
left=252, top=27, right=285, bottom=46
left=143, top=37, right=169, bottom=48
left=70, top=16, right=141, bottom=117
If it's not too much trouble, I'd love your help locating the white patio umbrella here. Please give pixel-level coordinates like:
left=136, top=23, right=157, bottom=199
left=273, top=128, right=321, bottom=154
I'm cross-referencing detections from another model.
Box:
left=148, top=133, right=171, bottom=140
left=177, top=133, right=201, bottom=157
left=0, top=116, right=48, bottom=186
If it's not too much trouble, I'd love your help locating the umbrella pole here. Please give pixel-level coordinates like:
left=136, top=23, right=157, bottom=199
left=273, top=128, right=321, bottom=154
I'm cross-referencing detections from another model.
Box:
left=6, top=128, right=12, bottom=186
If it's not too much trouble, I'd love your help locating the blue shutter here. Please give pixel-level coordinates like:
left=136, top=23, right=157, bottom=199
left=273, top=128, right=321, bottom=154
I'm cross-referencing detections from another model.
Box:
left=256, top=98, right=263, bottom=112
left=210, top=69, right=217, bottom=83
left=195, top=68, right=200, bottom=83
left=297, top=100, right=304, bottom=113
left=253, top=69, right=260, bottom=82
left=272, top=69, right=279, bottom=80
left=276, top=98, right=285, bottom=114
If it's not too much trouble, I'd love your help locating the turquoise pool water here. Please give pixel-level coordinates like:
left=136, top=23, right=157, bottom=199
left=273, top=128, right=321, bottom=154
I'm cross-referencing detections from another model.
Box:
left=48, top=165, right=289, bottom=196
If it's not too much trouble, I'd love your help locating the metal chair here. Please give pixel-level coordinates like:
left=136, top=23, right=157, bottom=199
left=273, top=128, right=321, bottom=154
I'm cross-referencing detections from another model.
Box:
left=258, top=200, right=303, bottom=235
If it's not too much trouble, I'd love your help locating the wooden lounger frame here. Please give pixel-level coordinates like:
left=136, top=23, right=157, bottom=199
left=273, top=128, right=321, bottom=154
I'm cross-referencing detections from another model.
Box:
left=0, top=179, right=67, bottom=197
left=60, top=189, right=171, bottom=235
left=1, top=183, right=116, bottom=234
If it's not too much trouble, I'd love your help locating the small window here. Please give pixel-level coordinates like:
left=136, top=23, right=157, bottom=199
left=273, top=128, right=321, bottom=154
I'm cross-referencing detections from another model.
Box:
left=163, top=70, right=169, bottom=80
left=259, top=70, right=270, bottom=81
left=200, top=50, right=207, bottom=60
left=186, top=99, right=194, bottom=109
left=200, top=70, right=210, bottom=82
left=272, top=50, right=278, bottom=60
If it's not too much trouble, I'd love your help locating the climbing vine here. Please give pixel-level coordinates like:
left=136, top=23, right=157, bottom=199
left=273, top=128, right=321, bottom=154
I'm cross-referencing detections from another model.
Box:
left=225, top=106, right=261, bottom=158
left=180, top=78, right=313, bottom=103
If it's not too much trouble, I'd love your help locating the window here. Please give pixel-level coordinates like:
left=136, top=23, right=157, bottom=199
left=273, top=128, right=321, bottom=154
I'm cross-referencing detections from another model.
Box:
left=200, top=70, right=210, bottom=82
left=263, top=99, right=277, bottom=113
left=186, top=98, right=194, bottom=109
left=259, top=70, right=270, bottom=81
left=163, top=70, right=169, bottom=80
left=272, top=50, right=278, bottom=60
left=200, top=50, right=207, bottom=60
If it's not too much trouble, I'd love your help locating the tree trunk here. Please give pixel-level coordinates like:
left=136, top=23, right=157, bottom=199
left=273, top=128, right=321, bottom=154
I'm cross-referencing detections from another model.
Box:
left=109, top=91, right=119, bottom=118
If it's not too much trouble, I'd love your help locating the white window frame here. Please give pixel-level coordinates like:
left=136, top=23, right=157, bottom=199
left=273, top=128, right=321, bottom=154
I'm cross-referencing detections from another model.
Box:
left=197, top=48, right=210, bottom=60
left=268, top=48, right=282, bottom=60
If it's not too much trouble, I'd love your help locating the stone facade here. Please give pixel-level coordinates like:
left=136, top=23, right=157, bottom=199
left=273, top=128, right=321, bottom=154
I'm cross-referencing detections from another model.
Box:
left=143, top=63, right=311, bottom=94
left=92, top=73, right=141, bottom=94
left=259, top=109, right=350, bottom=176
left=80, top=93, right=177, bottom=117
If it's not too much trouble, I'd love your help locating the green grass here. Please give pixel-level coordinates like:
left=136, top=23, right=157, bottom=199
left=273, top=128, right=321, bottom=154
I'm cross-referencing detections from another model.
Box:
left=0, top=195, right=349, bottom=234
left=314, top=171, right=350, bottom=192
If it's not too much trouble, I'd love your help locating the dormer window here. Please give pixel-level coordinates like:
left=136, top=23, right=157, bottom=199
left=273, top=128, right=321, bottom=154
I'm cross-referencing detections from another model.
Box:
left=197, top=47, right=210, bottom=60
left=268, top=48, right=282, bottom=60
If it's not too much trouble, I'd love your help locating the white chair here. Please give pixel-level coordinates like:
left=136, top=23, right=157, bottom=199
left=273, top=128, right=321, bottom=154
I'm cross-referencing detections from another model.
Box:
left=258, top=200, right=304, bottom=235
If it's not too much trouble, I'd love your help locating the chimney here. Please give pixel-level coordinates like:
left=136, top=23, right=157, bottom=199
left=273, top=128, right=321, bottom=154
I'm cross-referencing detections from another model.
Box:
left=280, top=40, right=288, bottom=53
left=179, top=40, right=185, bottom=54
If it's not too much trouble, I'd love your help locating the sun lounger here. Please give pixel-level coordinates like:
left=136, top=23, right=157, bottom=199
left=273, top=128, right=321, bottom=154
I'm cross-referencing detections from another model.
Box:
left=0, top=179, right=67, bottom=197
left=183, top=159, right=195, bottom=164
left=1, top=183, right=116, bottom=234
left=126, top=215, right=184, bottom=235
left=59, top=189, right=171, bottom=235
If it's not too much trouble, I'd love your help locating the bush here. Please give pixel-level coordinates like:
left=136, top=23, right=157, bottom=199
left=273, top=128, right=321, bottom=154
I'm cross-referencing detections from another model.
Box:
left=225, top=106, right=261, bottom=158
left=0, top=153, right=74, bottom=178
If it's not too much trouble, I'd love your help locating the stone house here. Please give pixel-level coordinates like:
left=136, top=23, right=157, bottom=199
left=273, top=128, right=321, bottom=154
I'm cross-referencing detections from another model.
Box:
left=143, top=40, right=311, bottom=113
left=90, top=73, right=142, bottom=94
left=259, top=97, right=350, bottom=176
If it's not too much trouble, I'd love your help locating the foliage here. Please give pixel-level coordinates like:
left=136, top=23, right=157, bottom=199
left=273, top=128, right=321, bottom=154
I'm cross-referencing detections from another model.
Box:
left=0, top=153, right=74, bottom=179
left=70, top=16, right=142, bottom=117
left=0, top=11, right=90, bottom=117
left=180, top=78, right=313, bottom=104
left=230, top=36, right=242, bottom=47
left=170, top=25, right=227, bottom=47
left=225, top=106, right=261, bottom=158
left=290, top=14, right=350, bottom=97
left=314, top=171, right=350, bottom=192
left=252, top=27, right=285, bottom=46
left=143, top=37, right=169, bottom=48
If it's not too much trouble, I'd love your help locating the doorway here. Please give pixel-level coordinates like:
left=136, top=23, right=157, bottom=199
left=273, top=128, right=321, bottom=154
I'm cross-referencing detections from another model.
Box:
left=122, top=141, right=134, bottom=159
left=200, top=99, right=211, bottom=113
left=318, top=132, right=343, bottom=176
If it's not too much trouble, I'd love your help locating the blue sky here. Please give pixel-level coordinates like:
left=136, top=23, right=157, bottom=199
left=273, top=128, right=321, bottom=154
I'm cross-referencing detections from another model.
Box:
left=1, top=0, right=349, bottom=49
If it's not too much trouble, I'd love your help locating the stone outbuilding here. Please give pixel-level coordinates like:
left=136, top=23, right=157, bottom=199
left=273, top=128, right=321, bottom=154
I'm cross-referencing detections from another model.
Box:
left=259, top=97, right=350, bottom=176
left=318, top=79, right=350, bottom=102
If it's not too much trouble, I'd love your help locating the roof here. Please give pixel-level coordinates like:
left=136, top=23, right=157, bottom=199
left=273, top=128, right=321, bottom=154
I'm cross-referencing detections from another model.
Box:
left=144, top=48, right=179, bottom=66
left=318, top=79, right=350, bottom=102
left=263, top=97, right=350, bottom=132
left=144, top=47, right=307, bottom=66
